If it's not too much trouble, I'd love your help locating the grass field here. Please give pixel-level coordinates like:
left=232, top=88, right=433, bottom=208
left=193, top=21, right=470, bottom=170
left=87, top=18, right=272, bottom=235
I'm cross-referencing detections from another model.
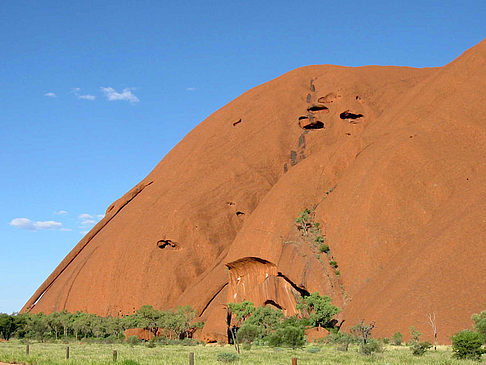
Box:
left=0, top=340, right=484, bottom=365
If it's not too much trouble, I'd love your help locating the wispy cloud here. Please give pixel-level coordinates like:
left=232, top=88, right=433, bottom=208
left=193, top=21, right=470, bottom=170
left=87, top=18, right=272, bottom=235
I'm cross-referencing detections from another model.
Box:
left=80, top=230, right=89, bottom=235
left=44, top=92, right=57, bottom=98
left=79, top=213, right=96, bottom=226
left=100, top=87, right=139, bottom=103
left=9, top=218, right=64, bottom=231
left=78, top=213, right=104, bottom=227
left=78, top=94, right=95, bottom=100
left=186, top=87, right=196, bottom=92
left=55, top=210, right=68, bottom=215
left=71, top=88, right=95, bottom=101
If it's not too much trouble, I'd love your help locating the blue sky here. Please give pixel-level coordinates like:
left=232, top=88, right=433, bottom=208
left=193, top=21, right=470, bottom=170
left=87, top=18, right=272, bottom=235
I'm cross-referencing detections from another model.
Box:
left=1, top=0, right=485, bottom=314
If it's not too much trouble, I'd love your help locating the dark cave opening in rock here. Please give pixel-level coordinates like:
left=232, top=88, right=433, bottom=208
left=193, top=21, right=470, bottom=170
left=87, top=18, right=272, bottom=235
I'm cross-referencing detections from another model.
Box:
left=307, top=105, right=329, bottom=112
left=156, top=239, right=178, bottom=249
left=264, top=299, right=283, bottom=310
left=340, top=111, right=363, bottom=119
left=303, top=121, right=324, bottom=130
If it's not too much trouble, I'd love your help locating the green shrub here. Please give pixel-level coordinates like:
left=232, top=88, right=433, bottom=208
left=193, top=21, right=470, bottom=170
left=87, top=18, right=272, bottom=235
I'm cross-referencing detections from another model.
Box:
left=120, top=360, right=140, bottom=365
left=326, top=332, right=355, bottom=347
left=267, top=326, right=305, bottom=348
left=319, top=244, right=329, bottom=253
left=146, top=339, right=156, bottom=348
left=409, top=326, right=421, bottom=344
left=217, top=352, right=239, bottom=362
left=392, top=332, right=403, bottom=345
left=181, top=337, right=203, bottom=346
left=329, top=260, right=338, bottom=268
left=306, top=346, right=320, bottom=353
left=451, top=330, right=485, bottom=361
left=237, top=323, right=262, bottom=344
left=382, top=337, right=390, bottom=344
left=472, top=309, right=486, bottom=340
left=128, top=335, right=140, bottom=346
left=411, top=341, right=432, bottom=356
left=359, top=338, right=383, bottom=355
left=242, top=342, right=252, bottom=351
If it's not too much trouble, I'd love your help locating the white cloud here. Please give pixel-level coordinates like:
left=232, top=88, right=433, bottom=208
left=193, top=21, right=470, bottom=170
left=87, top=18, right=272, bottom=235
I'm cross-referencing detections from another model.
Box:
left=100, top=87, right=139, bottom=103
left=80, top=230, right=89, bottom=235
left=71, top=88, right=95, bottom=101
left=55, top=210, right=68, bottom=215
left=60, top=228, right=72, bottom=231
left=78, top=94, right=95, bottom=100
left=44, top=92, right=57, bottom=98
left=79, top=213, right=96, bottom=226
left=9, top=218, right=64, bottom=231
left=186, top=87, right=196, bottom=91
left=96, top=214, right=105, bottom=220
left=34, top=221, right=63, bottom=230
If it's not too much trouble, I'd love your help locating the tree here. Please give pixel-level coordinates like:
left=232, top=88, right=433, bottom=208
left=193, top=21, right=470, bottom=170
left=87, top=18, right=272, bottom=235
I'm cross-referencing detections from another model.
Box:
left=134, top=305, right=163, bottom=337
left=392, top=332, right=403, bottom=345
left=409, top=326, right=421, bottom=344
left=0, top=314, right=16, bottom=340
left=227, top=301, right=255, bottom=354
left=452, top=330, right=485, bottom=361
left=472, top=308, right=486, bottom=341
left=228, top=301, right=255, bottom=326
left=25, top=313, right=50, bottom=341
left=297, top=292, right=340, bottom=329
left=46, top=312, right=63, bottom=340
left=351, top=320, right=375, bottom=345
left=245, top=306, right=283, bottom=336
left=295, top=209, right=313, bottom=236
left=427, top=312, right=438, bottom=350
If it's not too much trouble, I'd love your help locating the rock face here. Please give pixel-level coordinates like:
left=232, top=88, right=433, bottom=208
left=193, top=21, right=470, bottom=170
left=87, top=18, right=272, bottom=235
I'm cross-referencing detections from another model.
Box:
left=23, top=40, right=486, bottom=343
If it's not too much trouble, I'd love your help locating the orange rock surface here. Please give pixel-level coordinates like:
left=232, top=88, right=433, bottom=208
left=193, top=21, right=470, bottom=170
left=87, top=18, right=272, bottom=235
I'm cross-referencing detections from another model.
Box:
left=23, top=40, right=486, bottom=343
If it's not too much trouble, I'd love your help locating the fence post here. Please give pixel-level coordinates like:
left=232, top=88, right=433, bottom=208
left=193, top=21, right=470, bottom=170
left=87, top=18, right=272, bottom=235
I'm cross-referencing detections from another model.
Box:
left=292, top=358, right=298, bottom=365
left=26, top=344, right=30, bottom=355
left=113, top=349, right=118, bottom=361
left=189, top=352, right=194, bottom=365
left=66, top=346, right=70, bottom=359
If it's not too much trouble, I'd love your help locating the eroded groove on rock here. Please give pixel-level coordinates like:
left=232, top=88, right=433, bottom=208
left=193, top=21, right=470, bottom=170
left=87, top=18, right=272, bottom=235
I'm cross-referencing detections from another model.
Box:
left=22, top=180, right=154, bottom=312
left=310, top=80, right=316, bottom=92
left=298, top=134, right=306, bottom=148
left=232, top=119, right=242, bottom=126
left=277, top=272, right=310, bottom=297
left=226, top=257, right=303, bottom=314
left=199, top=282, right=228, bottom=317
left=290, top=151, right=297, bottom=166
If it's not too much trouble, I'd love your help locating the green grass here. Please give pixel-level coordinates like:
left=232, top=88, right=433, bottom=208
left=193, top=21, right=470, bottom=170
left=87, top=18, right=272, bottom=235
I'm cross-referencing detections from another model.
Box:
left=0, top=340, right=484, bottom=364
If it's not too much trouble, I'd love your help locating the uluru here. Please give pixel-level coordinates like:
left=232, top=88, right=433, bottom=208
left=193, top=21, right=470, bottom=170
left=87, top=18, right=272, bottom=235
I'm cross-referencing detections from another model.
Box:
left=22, top=39, right=486, bottom=344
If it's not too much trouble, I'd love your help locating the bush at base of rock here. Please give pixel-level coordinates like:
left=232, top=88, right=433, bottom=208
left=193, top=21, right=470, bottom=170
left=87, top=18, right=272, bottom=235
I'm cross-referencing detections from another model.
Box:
left=216, top=352, right=239, bottom=363
left=267, top=326, right=305, bottom=349
left=451, top=330, right=485, bottom=361
left=359, top=339, right=383, bottom=355
left=410, top=341, right=432, bottom=356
